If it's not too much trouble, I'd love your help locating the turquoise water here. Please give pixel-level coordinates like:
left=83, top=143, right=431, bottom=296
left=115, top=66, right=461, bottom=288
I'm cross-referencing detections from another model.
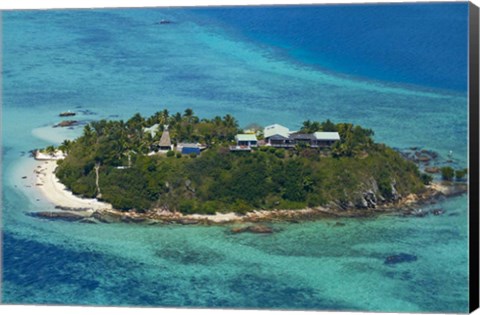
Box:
left=1, top=5, right=470, bottom=312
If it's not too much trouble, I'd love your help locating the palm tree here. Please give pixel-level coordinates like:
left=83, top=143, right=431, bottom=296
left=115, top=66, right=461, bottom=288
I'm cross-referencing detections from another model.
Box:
left=223, top=114, right=237, bottom=128
left=302, top=120, right=312, bottom=132
left=184, top=108, right=194, bottom=118
left=58, top=139, right=72, bottom=155
left=45, top=145, right=56, bottom=156
left=161, top=109, right=169, bottom=124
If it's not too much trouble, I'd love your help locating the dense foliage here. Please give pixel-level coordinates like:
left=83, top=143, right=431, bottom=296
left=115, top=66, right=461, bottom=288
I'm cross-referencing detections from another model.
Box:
left=440, top=166, right=468, bottom=181
left=55, top=110, right=427, bottom=213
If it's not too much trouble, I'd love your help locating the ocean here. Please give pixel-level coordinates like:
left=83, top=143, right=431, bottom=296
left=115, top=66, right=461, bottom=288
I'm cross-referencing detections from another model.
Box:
left=1, top=3, right=470, bottom=312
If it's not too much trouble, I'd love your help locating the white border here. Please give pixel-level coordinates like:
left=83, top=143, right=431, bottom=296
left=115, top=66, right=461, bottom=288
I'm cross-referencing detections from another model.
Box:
left=0, top=1, right=478, bottom=315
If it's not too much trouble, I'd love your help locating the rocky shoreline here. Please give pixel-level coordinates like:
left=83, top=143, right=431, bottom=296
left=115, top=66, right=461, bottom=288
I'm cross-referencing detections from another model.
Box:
left=29, top=181, right=467, bottom=230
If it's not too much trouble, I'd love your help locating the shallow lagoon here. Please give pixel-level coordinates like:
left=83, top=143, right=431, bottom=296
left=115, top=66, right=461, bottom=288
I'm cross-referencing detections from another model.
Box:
left=1, top=5, right=470, bottom=312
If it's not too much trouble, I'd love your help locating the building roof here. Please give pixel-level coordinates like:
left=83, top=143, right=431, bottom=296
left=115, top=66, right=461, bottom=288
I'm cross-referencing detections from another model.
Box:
left=235, top=134, right=258, bottom=142
left=159, top=130, right=172, bottom=147
left=289, top=133, right=315, bottom=141
left=313, top=132, right=341, bottom=141
left=263, top=124, right=290, bottom=139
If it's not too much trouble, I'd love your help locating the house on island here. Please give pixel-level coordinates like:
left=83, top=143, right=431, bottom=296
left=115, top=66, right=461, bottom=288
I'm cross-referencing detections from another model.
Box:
left=236, top=134, right=258, bottom=147
left=289, top=132, right=316, bottom=146
left=158, top=125, right=173, bottom=151
left=263, top=124, right=294, bottom=148
left=312, top=132, right=341, bottom=147
left=263, top=124, right=340, bottom=148
left=230, top=134, right=258, bottom=151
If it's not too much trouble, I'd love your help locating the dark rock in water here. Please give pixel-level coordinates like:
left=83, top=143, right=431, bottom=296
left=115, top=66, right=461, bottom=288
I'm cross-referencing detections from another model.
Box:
left=78, top=109, right=97, bottom=116
left=54, top=120, right=78, bottom=128
left=29, top=211, right=85, bottom=222
left=230, top=226, right=245, bottom=234
left=420, top=149, right=438, bottom=159
left=334, top=222, right=346, bottom=227
left=121, top=216, right=148, bottom=223
left=384, top=253, right=418, bottom=265
left=231, top=224, right=273, bottom=234
left=55, top=205, right=91, bottom=211
left=91, top=211, right=121, bottom=224
left=59, top=111, right=76, bottom=117
left=286, top=219, right=300, bottom=224
left=178, top=219, right=199, bottom=225
left=248, top=224, right=273, bottom=233
left=79, top=218, right=98, bottom=224
left=22, top=176, right=27, bottom=179
left=431, top=208, right=445, bottom=216
left=448, top=212, right=460, bottom=217
left=425, top=167, right=440, bottom=174
left=157, top=19, right=173, bottom=24
left=418, top=155, right=431, bottom=162
left=403, top=208, right=428, bottom=217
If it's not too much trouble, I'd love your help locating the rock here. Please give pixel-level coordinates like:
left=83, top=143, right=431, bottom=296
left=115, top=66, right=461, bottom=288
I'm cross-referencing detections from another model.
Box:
left=338, top=200, right=355, bottom=210
left=22, top=176, right=27, bottom=179
left=230, top=224, right=273, bottom=234
left=363, top=190, right=377, bottom=208
left=29, top=211, right=85, bottom=222
left=420, top=149, right=438, bottom=159
left=418, top=155, right=431, bottom=162
left=286, top=219, right=300, bottom=224
left=333, top=222, right=346, bottom=227
left=54, top=120, right=78, bottom=128
left=55, top=205, right=91, bottom=211
left=79, top=218, right=98, bottom=224
left=231, top=226, right=247, bottom=234
left=177, top=219, right=199, bottom=225
left=59, top=111, right=76, bottom=117
left=384, top=253, right=417, bottom=265
left=390, top=182, right=400, bottom=201
left=355, top=194, right=369, bottom=209
left=247, top=224, right=273, bottom=234
left=431, top=208, right=445, bottom=216
left=121, top=216, right=147, bottom=223
left=404, top=208, right=428, bottom=217
left=91, top=211, right=122, bottom=224
left=425, top=167, right=440, bottom=174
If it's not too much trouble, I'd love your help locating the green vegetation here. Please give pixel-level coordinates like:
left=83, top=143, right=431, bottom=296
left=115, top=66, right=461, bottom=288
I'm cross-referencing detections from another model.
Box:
left=440, top=166, right=455, bottom=181
left=54, top=110, right=428, bottom=214
left=455, top=168, right=468, bottom=181
left=440, top=166, right=468, bottom=181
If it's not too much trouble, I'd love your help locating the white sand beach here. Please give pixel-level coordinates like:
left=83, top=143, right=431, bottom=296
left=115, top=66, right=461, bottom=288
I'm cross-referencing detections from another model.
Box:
left=34, top=160, right=112, bottom=211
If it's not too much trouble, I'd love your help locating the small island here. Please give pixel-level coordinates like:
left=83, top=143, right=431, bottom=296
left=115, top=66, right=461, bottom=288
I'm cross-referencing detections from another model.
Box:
left=32, top=109, right=467, bottom=224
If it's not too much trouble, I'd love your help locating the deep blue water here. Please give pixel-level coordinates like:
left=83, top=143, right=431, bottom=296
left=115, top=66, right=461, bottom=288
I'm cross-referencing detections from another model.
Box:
left=193, top=3, right=469, bottom=91
left=1, top=3, right=470, bottom=312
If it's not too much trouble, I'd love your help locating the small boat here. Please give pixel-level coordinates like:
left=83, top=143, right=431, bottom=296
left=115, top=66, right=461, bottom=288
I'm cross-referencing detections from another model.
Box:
left=158, top=19, right=173, bottom=24
left=59, top=111, right=76, bottom=117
